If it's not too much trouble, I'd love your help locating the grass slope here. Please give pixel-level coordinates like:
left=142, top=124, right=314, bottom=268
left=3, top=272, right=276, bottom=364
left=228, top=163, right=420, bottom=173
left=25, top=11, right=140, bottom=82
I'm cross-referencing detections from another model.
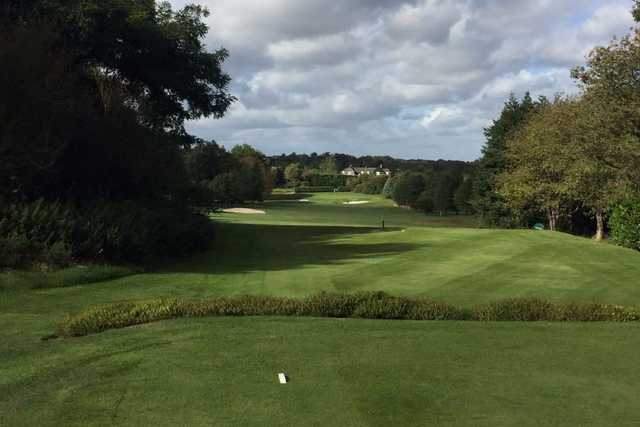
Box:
left=2, top=192, right=640, bottom=425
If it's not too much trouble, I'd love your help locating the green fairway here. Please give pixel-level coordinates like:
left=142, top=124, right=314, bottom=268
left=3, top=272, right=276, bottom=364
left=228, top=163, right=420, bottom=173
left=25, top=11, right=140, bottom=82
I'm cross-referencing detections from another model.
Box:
left=5, top=192, right=638, bottom=307
left=3, top=192, right=640, bottom=425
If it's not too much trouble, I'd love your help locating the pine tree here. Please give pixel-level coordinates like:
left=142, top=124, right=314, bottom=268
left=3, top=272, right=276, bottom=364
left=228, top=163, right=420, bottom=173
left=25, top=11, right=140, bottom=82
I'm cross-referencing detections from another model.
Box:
left=471, top=93, right=542, bottom=226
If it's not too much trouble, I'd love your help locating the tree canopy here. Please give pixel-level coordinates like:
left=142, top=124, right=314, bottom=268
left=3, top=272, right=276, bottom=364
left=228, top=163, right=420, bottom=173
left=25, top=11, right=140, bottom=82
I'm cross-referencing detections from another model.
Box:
left=1, top=0, right=235, bottom=200
left=471, top=93, right=548, bottom=226
left=5, top=0, right=235, bottom=136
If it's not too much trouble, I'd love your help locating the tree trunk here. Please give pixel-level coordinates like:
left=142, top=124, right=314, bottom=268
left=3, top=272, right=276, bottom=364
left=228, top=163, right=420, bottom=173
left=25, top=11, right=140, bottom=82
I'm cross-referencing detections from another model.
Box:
left=595, top=209, right=605, bottom=241
left=547, top=208, right=559, bottom=232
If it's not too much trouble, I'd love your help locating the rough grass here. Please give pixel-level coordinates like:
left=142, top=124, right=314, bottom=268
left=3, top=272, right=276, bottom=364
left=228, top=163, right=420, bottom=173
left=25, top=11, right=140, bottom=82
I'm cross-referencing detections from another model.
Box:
left=55, top=293, right=640, bottom=338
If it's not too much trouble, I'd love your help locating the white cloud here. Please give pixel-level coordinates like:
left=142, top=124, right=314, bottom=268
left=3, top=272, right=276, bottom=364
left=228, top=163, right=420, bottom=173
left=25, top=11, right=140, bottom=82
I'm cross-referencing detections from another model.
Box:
left=173, top=0, right=637, bottom=160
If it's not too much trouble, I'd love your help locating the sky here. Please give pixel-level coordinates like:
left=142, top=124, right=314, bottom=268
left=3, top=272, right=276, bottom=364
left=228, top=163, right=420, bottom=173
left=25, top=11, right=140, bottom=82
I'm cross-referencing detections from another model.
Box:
left=170, top=0, right=636, bottom=160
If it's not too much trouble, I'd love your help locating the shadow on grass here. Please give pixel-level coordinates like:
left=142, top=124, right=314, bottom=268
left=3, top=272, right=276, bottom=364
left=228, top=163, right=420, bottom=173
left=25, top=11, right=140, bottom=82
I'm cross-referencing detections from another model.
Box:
left=163, top=222, right=421, bottom=274
left=0, top=265, right=140, bottom=291
left=266, top=192, right=312, bottom=201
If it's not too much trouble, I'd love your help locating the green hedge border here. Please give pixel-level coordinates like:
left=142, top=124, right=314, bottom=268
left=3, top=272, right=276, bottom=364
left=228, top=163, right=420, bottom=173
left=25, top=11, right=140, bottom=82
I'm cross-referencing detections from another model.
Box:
left=54, top=292, right=640, bottom=338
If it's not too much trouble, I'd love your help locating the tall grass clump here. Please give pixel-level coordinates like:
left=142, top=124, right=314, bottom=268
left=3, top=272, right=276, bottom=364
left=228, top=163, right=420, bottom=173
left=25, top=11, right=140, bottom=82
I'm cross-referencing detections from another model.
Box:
left=55, top=293, right=640, bottom=339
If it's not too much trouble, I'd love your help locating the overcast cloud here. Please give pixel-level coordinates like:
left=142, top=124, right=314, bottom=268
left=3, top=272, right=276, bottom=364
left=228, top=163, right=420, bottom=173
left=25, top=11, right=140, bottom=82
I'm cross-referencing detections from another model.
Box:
left=171, top=0, right=636, bottom=160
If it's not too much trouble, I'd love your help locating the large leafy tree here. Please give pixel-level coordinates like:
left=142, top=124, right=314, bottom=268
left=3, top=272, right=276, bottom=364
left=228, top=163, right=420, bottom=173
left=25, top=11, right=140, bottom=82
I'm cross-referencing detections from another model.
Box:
left=571, top=25, right=640, bottom=240
left=471, top=93, right=544, bottom=226
left=4, top=0, right=234, bottom=136
left=498, top=98, right=579, bottom=231
left=184, top=141, right=236, bottom=183
left=392, top=173, right=425, bottom=209
left=1, top=1, right=235, bottom=200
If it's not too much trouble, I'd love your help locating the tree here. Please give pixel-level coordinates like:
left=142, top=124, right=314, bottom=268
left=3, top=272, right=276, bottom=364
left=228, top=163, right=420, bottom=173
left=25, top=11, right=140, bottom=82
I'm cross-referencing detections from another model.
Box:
left=634, top=0, right=640, bottom=22
left=273, top=168, right=286, bottom=187
left=1, top=1, right=235, bottom=201
left=609, top=196, right=640, bottom=251
left=571, top=28, right=640, bottom=240
left=498, top=98, right=579, bottom=231
left=284, top=163, right=304, bottom=186
left=318, top=156, right=338, bottom=175
left=415, top=190, right=434, bottom=213
left=184, top=141, right=235, bottom=183
left=471, top=93, right=544, bottom=226
left=453, top=176, right=474, bottom=215
left=431, top=172, right=458, bottom=215
left=382, top=176, right=396, bottom=199
left=231, top=144, right=266, bottom=160
left=7, top=0, right=235, bottom=136
left=392, top=173, right=425, bottom=209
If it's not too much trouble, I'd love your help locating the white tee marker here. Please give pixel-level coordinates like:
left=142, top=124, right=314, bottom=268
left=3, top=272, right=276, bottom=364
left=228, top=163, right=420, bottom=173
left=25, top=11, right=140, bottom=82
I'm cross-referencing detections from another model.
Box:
left=278, top=373, right=289, bottom=384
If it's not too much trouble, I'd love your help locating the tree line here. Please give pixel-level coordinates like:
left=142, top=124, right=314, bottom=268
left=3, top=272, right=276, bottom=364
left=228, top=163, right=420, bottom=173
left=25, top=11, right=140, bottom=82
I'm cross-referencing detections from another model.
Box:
left=1, top=0, right=237, bottom=267
left=471, top=3, right=640, bottom=249
left=269, top=154, right=475, bottom=215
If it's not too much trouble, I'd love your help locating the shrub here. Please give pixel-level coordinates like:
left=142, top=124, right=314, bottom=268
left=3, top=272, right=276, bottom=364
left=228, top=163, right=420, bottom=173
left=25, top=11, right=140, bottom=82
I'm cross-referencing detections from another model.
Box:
left=609, top=197, right=640, bottom=251
left=53, top=293, right=640, bottom=338
left=473, top=298, right=556, bottom=321
left=0, top=199, right=215, bottom=269
left=0, top=232, right=36, bottom=269
left=300, top=292, right=362, bottom=317
left=353, top=176, right=388, bottom=195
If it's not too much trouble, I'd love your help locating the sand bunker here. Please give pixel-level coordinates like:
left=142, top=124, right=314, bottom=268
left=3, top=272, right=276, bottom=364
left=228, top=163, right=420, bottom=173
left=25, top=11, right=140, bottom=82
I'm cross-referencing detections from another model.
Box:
left=299, top=199, right=310, bottom=202
left=343, top=201, right=370, bottom=205
left=222, top=208, right=266, bottom=214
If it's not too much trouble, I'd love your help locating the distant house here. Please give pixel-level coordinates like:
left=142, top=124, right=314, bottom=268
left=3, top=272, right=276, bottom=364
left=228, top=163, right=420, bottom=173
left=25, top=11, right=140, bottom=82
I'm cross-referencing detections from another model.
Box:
left=341, top=164, right=391, bottom=177
left=341, top=165, right=359, bottom=176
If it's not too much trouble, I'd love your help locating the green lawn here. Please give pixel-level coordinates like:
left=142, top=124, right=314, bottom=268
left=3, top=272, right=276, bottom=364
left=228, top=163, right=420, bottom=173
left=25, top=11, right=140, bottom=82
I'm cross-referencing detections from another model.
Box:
left=3, top=192, right=640, bottom=425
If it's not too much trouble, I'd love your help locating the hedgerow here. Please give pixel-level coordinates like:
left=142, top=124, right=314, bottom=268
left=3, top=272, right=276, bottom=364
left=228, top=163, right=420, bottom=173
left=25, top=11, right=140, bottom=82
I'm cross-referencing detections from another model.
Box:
left=54, top=292, right=640, bottom=338
left=0, top=198, right=215, bottom=269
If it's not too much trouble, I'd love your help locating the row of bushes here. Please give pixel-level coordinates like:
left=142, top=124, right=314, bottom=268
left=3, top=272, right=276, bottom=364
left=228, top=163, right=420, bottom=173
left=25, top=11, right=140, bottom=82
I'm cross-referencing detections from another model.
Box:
left=293, top=186, right=350, bottom=193
left=55, top=292, right=640, bottom=337
left=0, top=198, right=215, bottom=269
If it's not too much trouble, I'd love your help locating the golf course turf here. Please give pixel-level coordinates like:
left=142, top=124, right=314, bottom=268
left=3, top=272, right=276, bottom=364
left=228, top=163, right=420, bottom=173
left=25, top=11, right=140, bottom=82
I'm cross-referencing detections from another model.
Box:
left=2, top=192, right=640, bottom=426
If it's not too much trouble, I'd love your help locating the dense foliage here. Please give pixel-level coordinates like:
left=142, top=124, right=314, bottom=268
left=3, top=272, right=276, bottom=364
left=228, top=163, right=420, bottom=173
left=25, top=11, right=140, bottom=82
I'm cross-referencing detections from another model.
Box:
left=183, top=142, right=274, bottom=204
left=1, top=1, right=234, bottom=268
left=476, top=4, right=640, bottom=243
left=0, top=199, right=215, bottom=269
left=471, top=93, right=547, bottom=227
left=389, top=169, right=471, bottom=215
left=609, top=197, right=640, bottom=251
left=352, top=176, right=389, bottom=195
